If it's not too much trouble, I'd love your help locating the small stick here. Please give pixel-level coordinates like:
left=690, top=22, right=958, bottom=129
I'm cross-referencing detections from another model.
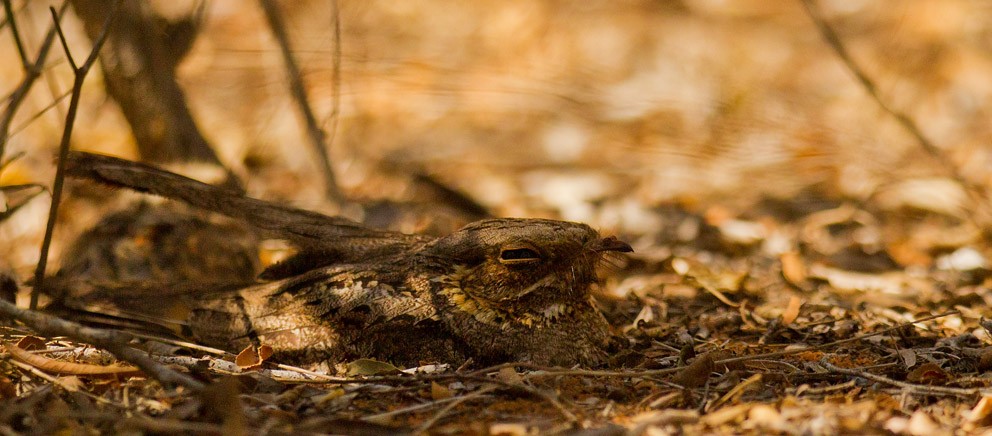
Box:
left=415, top=386, right=497, bottom=432
left=799, top=0, right=991, bottom=223
left=0, top=298, right=205, bottom=391
left=8, top=359, right=124, bottom=408
left=63, top=151, right=396, bottom=246
left=0, top=1, right=68, bottom=163
left=30, top=3, right=117, bottom=309
left=819, top=360, right=984, bottom=398
left=258, top=0, right=343, bottom=203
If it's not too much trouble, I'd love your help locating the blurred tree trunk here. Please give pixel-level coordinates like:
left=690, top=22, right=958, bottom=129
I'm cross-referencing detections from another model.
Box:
left=69, top=0, right=225, bottom=167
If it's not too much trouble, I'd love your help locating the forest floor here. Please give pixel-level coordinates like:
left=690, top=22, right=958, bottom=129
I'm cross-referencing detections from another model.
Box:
left=3, top=1, right=992, bottom=434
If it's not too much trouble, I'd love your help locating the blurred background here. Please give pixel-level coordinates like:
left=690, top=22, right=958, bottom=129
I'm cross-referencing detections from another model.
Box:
left=1, top=0, right=991, bottom=278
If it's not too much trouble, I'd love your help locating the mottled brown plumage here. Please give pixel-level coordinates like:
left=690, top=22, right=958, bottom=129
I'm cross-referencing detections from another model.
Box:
left=52, top=152, right=632, bottom=367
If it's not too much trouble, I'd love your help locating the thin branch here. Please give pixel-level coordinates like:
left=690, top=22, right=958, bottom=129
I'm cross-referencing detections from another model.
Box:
left=360, top=393, right=470, bottom=423
left=322, top=0, right=341, bottom=169
left=258, top=0, right=343, bottom=203
left=799, top=0, right=991, bottom=222
left=0, top=299, right=205, bottom=391
left=460, top=311, right=959, bottom=380
left=9, top=87, right=72, bottom=136
left=0, top=183, right=45, bottom=223
left=7, top=358, right=126, bottom=408
left=819, top=360, right=984, bottom=398
left=2, top=0, right=29, bottom=68
left=51, top=9, right=76, bottom=71
left=414, top=386, right=497, bottom=432
left=0, top=1, right=67, bottom=164
left=30, top=3, right=117, bottom=309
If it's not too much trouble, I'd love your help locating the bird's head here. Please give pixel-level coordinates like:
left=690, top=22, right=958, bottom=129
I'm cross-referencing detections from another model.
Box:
left=418, top=218, right=631, bottom=325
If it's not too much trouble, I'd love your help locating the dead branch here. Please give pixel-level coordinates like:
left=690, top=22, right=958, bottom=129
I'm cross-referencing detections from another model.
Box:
left=798, top=0, right=992, bottom=224
left=258, top=0, right=343, bottom=203
left=63, top=151, right=402, bottom=248
left=0, top=1, right=67, bottom=164
left=3, top=340, right=141, bottom=377
left=30, top=3, right=116, bottom=309
left=68, top=0, right=228, bottom=170
left=0, top=299, right=204, bottom=391
left=819, top=359, right=985, bottom=398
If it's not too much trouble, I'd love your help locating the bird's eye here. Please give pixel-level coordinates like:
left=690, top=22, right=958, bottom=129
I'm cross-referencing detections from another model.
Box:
left=498, top=247, right=542, bottom=265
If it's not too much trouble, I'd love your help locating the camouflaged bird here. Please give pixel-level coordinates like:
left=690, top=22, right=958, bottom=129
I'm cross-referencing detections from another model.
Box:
left=52, top=153, right=632, bottom=367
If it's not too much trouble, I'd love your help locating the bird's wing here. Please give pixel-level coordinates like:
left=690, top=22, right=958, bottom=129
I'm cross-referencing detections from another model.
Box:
left=49, top=265, right=438, bottom=358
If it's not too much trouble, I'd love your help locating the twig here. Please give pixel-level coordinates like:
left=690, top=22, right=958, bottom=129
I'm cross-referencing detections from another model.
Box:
left=462, top=311, right=959, bottom=380
left=9, top=87, right=72, bottom=136
left=322, top=0, right=341, bottom=169
left=64, top=151, right=397, bottom=248
left=0, top=1, right=67, bottom=164
left=819, top=359, right=985, bottom=398
left=0, top=183, right=45, bottom=222
left=30, top=3, right=117, bottom=308
left=360, top=394, right=468, bottom=423
left=415, top=385, right=497, bottom=433
left=150, top=354, right=344, bottom=383
left=0, top=299, right=205, bottom=391
left=120, top=416, right=225, bottom=434
left=130, top=327, right=347, bottom=382
left=4, top=340, right=142, bottom=377
left=793, top=379, right=857, bottom=397
left=714, top=310, right=958, bottom=366
left=258, top=0, right=343, bottom=203
left=7, top=358, right=124, bottom=408
left=798, top=0, right=991, bottom=223
left=2, top=0, right=28, bottom=67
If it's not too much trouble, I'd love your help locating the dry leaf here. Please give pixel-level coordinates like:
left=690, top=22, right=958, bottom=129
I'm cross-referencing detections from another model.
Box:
left=497, top=367, right=523, bottom=386
left=782, top=296, right=803, bottom=325
left=234, top=344, right=273, bottom=370
left=899, top=349, right=917, bottom=369
left=700, top=403, right=750, bottom=427
left=780, top=251, right=807, bottom=286
left=56, top=376, right=85, bottom=392
left=3, top=341, right=142, bottom=377
left=16, top=336, right=47, bottom=351
left=745, top=404, right=786, bottom=432
left=672, top=353, right=715, bottom=388
left=906, top=363, right=949, bottom=385
left=489, top=422, right=529, bottom=436
left=967, top=396, right=992, bottom=424
left=345, top=359, right=401, bottom=376
left=200, top=377, right=246, bottom=435
left=0, top=376, right=15, bottom=399
left=431, top=381, right=453, bottom=400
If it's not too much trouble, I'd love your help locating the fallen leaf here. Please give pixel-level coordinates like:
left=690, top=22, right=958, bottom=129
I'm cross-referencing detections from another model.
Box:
left=966, top=395, right=992, bottom=424
left=672, top=353, right=715, bottom=388
left=345, top=359, right=401, bottom=376
left=906, top=363, right=949, bottom=385
left=3, top=341, right=142, bottom=377
left=16, top=336, right=46, bottom=351
left=782, top=296, right=803, bottom=325
left=780, top=251, right=807, bottom=287
left=489, top=422, right=529, bottom=436
left=497, top=367, right=523, bottom=385
left=431, top=381, right=453, bottom=400
left=0, top=376, right=15, bottom=399
left=234, top=344, right=273, bottom=370
left=906, top=410, right=942, bottom=435
left=898, top=349, right=917, bottom=369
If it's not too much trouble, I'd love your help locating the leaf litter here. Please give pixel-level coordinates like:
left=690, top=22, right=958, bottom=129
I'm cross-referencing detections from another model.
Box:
left=3, top=1, right=992, bottom=434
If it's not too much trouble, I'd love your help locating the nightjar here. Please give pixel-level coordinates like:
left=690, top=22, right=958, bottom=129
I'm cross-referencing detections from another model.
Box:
left=50, top=152, right=632, bottom=367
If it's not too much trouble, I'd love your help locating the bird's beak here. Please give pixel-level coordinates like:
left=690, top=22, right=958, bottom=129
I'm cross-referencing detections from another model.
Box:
left=587, top=236, right=633, bottom=253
